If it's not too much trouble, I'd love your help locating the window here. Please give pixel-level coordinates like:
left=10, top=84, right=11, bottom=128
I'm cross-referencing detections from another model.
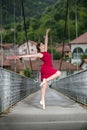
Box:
left=85, top=48, right=87, bottom=53
left=31, top=49, right=34, bottom=52
left=23, top=49, right=27, bottom=53
left=73, top=47, right=83, bottom=59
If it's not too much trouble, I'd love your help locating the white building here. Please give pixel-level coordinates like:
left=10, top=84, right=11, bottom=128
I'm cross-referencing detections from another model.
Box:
left=0, top=44, right=18, bottom=60
left=70, top=32, right=87, bottom=64
left=18, top=40, right=37, bottom=61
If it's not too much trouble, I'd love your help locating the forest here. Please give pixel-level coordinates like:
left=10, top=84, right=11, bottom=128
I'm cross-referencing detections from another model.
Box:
left=0, top=0, right=87, bottom=45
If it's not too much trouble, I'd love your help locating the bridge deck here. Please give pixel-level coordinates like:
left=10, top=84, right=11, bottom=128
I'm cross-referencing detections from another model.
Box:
left=0, top=88, right=87, bottom=130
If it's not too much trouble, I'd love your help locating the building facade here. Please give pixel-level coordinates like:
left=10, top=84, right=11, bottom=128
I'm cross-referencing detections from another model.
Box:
left=56, top=44, right=71, bottom=60
left=0, top=44, right=18, bottom=69
left=70, top=32, right=87, bottom=64
left=18, top=40, right=37, bottom=61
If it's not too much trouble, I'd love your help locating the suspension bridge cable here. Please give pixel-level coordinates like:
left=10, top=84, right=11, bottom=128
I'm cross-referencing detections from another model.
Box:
left=21, top=5, right=26, bottom=70
left=0, top=0, right=3, bottom=68
left=13, top=0, right=17, bottom=72
left=75, top=0, right=79, bottom=71
left=59, top=0, right=69, bottom=71
left=67, top=0, right=70, bottom=43
left=20, top=0, right=33, bottom=73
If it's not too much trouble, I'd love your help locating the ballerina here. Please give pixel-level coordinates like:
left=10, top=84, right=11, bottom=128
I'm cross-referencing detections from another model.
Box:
left=16, top=29, right=61, bottom=109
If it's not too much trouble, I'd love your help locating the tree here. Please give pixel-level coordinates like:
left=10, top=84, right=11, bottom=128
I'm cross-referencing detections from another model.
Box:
left=48, top=48, right=61, bottom=60
left=81, top=54, right=87, bottom=61
left=53, top=49, right=61, bottom=60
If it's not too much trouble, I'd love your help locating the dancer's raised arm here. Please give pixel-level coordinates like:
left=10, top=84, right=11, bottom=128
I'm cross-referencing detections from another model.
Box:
left=44, top=28, right=50, bottom=52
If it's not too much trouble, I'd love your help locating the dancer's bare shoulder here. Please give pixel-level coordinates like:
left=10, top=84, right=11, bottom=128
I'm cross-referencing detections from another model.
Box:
left=37, top=53, right=43, bottom=58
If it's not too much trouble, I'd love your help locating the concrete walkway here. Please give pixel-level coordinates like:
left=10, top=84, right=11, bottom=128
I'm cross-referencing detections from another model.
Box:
left=0, top=88, right=87, bottom=130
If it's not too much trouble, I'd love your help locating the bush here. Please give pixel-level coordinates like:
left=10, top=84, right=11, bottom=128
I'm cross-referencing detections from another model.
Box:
left=24, top=68, right=31, bottom=77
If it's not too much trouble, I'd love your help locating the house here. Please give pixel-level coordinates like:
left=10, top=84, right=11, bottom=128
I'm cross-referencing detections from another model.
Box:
left=7, top=40, right=38, bottom=73
left=0, top=43, right=18, bottom=69
left=56, top=44, right=71, bottom=59
left=70, top=32, right=87, bottom=64
left=18, top=40, right=37, bottom=61
left=0, top=43, right=18, bottom=60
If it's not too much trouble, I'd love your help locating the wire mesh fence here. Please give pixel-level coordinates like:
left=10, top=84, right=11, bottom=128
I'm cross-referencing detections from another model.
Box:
left=0, top=68, right=39, bottom=113
left=51, top=69, right=87, bottom=106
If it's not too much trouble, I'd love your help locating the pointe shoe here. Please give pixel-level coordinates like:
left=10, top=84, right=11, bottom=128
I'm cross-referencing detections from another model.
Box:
left=40, top=79, right=47, bottom=87
left=43, top=104, right=45, bottom=110
left=40, top=100, right=43, bottom=105
left=40, top=100, right=45, bottom=110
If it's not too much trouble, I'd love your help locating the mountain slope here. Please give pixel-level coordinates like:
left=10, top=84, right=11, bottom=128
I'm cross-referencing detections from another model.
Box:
left=1, top=0, right=58, bottom=25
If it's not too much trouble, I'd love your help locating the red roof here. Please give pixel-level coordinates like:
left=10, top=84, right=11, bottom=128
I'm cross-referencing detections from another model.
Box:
left=28, top=40, right=37, bottom=45
left=0, top=60, right=10, bottom=67
left=0, top=44, right=14, bottom=49
left=7, top=53, right=82, bottom=72
left=70, top=32, right=87, bottom=44
left=25, top=60, right=40, bottom=71
left=56, top=44, right=70, bottom=52
left=7, top=55, right=18, bottom=60
left=53, top=60, right=81, bottom=71
left=9, top=60, right=81, bottom=71
left=9, top=60, right=40, bottom=71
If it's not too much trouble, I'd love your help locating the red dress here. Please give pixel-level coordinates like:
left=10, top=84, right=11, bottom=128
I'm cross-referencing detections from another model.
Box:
left=40, top=52, right=58, bottom=81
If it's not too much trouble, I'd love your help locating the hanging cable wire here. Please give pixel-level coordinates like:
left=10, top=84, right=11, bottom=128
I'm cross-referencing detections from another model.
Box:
left=66, top=0, right=71, bottom=75
left=20, top=3, right=26, bottom=71
left=75, top=0, right=79, bottom=71
left=0, top=0, right=3, bottom=68
left=67, top=1, right=70, bottom=43
left=59, top=0, right=69, bottom=71
left=13, top=0, right=17, bottom=72
left=20, top=0, right=33, bottom=74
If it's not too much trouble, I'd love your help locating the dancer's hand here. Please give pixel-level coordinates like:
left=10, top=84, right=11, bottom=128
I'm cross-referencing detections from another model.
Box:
left=17, top=55, right=22, bottom=59
left=46, top=28, right=50, bottom=34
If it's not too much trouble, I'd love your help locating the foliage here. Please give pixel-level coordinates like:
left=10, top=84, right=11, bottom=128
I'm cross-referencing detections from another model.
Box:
left=24, top=67, right=31, bottom=77
left=1, top=0, right=87, bottom=44
left=48, top=48, right=61, bottom=60
left=81, top=54, right=87, bottom=61
left=53, top=49, right=61, bottom=60
left=1, top=0, right=57, bottom=25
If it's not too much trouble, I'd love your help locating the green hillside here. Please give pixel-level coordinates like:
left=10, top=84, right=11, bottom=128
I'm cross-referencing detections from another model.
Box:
left=1, top=0, right=87, bottom=44
left=1, top=0, right=57, bottom=25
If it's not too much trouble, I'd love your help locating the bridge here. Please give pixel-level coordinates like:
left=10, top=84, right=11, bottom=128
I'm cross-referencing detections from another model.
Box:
left=0, top=67, right=87, bottom=130
left=0, top=0, right=87, bottom=129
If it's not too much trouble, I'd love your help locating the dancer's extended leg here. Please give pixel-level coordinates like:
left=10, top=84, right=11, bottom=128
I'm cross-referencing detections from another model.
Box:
left=46, top=70, right=61, bottom=82
left=40, top=81, right=48, bottom=109
left=40, top=71, right=61, bottom=86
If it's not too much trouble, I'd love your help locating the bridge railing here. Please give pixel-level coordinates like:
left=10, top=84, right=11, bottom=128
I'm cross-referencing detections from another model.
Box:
left=51, top=69, right=87, bottom=106
left=0, top=68, right=39, bottom=113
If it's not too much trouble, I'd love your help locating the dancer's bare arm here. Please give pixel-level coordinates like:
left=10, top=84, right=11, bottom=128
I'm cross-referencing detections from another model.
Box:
left=17, top=53, right=43, bottom=59
left=44, top=28, right=50, bottom=52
